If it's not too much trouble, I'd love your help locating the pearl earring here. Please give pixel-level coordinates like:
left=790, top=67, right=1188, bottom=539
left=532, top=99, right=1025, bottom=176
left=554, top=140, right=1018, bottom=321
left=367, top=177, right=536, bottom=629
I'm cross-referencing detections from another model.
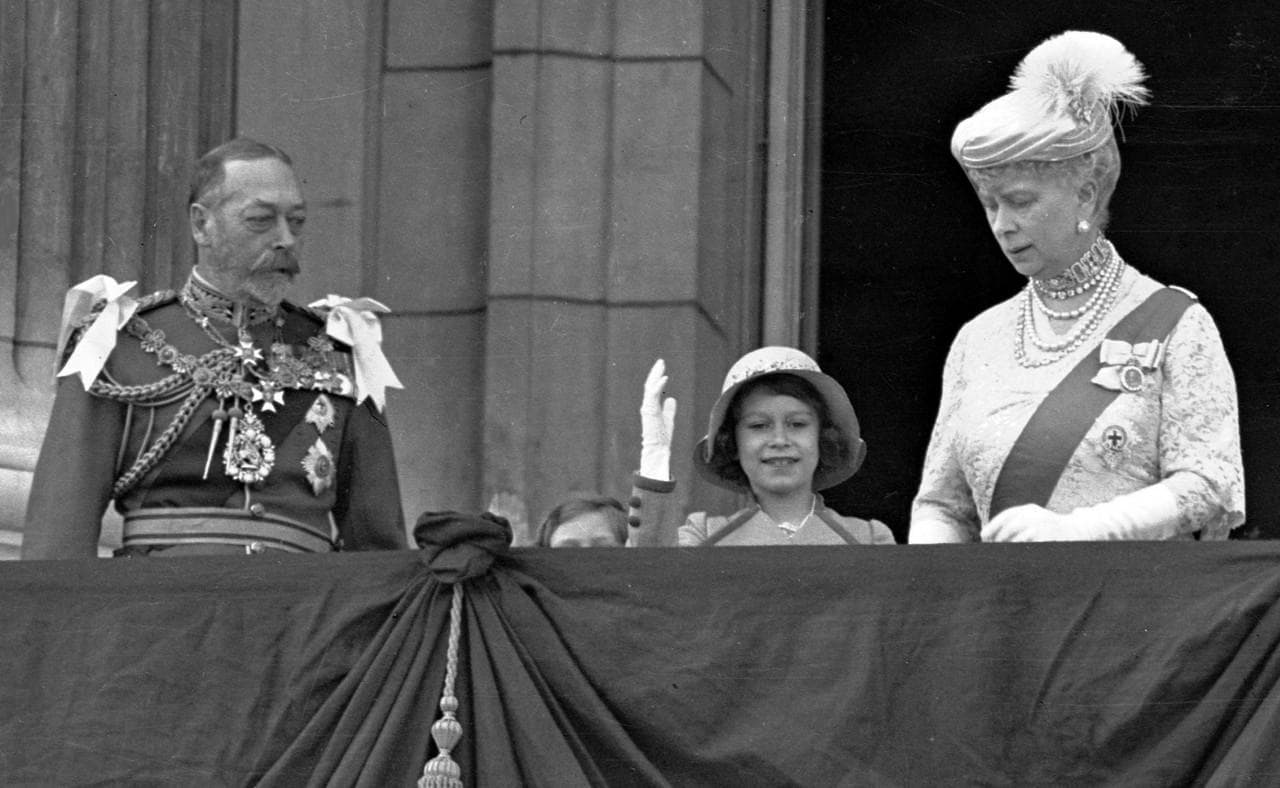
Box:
left=1076, top=219, right=1090, bottom=234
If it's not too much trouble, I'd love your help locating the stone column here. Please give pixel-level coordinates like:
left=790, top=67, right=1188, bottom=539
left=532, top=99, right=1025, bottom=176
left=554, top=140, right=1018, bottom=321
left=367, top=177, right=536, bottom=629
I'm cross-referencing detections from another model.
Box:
left=483, top=0, right=768, bottom=545
left=1, top=1, right=234, bottom=557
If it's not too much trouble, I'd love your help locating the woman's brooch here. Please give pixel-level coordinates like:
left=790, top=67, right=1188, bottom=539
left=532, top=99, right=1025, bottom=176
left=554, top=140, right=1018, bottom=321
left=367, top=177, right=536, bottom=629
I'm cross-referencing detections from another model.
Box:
left=1092, top=339, right=1164, bottom=393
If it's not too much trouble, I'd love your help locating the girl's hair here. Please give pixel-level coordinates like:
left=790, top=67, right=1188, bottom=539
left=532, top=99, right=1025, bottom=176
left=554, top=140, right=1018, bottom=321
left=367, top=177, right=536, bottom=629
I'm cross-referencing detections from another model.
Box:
left=966, top=137, right=1122, bottom=230
left=706, top=373, right=852, bottom=492
left=536, top=494, right=628, bottom=547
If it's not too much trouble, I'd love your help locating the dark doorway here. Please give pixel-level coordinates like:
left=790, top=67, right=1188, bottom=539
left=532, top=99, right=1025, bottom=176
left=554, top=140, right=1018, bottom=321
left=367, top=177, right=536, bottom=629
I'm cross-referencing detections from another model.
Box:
left=819, top=2, right=1280, bottom=541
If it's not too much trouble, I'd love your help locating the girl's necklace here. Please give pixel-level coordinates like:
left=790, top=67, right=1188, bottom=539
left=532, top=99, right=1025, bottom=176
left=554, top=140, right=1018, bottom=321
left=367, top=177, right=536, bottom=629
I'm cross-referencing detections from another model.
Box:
left=763, top=495, right=817, bottom=536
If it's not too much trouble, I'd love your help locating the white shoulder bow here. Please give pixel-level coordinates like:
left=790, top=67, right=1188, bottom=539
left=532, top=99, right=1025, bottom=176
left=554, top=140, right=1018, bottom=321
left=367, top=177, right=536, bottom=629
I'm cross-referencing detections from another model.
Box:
left=309, top=295, right=404, bottom=410
left=56, top=275, right=139, bottom=389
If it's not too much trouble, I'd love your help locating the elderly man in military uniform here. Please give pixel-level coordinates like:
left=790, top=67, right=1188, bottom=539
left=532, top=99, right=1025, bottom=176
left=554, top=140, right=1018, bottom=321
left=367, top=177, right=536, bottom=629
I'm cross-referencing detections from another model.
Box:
left=22, top=138, right=408, bottom=558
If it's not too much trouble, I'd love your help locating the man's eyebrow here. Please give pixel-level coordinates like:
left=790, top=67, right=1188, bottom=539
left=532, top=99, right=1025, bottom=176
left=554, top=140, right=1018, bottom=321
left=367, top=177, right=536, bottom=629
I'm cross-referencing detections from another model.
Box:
left=242, top=199, right=307, bottom=210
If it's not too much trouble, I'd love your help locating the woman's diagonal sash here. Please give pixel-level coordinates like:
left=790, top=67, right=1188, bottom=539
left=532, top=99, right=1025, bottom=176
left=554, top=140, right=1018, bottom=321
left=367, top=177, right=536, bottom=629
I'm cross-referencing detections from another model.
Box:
left=988, top=288, right=1195, bottom=519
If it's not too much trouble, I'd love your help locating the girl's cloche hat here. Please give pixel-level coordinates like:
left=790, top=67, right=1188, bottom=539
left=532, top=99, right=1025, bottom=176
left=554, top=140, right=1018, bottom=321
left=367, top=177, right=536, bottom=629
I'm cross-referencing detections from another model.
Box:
left=694, top=346, right=866, bottom=492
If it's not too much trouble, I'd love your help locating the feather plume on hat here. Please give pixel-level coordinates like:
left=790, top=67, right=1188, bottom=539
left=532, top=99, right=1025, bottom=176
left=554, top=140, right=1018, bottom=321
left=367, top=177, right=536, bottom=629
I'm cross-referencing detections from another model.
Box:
left=951, top=31, right=1150, bottom=168
left=1011, top=30, right=1150, bottom=128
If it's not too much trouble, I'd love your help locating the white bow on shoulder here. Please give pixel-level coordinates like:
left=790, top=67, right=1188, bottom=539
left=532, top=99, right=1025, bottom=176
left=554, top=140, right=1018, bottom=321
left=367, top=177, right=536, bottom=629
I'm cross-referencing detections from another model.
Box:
left=56, top=275, right=139, bottom=389
left=309, top=295, right=403, bottom=410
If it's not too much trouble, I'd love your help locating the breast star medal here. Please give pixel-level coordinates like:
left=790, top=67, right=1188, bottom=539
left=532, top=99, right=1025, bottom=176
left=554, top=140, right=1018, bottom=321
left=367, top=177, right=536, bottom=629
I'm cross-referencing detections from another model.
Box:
left=305, top=393, right=336, bottom=434
left=301, top=438, right=335, bottom=495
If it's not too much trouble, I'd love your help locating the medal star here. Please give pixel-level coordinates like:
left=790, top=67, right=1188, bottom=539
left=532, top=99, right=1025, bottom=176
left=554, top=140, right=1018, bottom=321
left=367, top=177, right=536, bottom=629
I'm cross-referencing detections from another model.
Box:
left=301, top=438, right=335, bottom=495
left=305, top=393, right=336, bottom=433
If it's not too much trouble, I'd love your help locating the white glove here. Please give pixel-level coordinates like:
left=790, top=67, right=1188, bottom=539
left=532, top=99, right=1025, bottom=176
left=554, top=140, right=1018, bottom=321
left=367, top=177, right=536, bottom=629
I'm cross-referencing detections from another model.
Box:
left=982, top=484, right=1182, bottom=542
left=639, top=359, right=677, bottom=481
left=908, top=518, right=973, bottom=543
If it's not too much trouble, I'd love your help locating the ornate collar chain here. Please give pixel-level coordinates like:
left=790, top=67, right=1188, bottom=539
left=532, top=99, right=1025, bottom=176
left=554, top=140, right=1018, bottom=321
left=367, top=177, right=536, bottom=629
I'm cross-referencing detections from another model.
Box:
left=761, top=495, right=818, bottom=536
left=1033, top=236, right=1112, bottom=299
left=180, top=273, right=281, bottom=329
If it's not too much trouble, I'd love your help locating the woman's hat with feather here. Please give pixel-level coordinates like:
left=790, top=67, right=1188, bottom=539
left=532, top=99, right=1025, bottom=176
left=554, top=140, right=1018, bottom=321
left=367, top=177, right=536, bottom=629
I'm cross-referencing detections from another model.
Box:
left=951, top=31, right=1150, bottom=168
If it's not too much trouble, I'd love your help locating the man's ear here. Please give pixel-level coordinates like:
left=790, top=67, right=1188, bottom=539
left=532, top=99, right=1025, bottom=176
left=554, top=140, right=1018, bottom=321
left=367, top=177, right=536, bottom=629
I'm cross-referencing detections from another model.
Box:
left=190, top=203, right=213, bottom=246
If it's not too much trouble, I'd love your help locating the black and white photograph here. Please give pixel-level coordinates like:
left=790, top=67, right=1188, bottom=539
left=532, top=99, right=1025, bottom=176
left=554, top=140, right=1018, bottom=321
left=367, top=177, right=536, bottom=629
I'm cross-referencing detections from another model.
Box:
left=2, top=1, right=1279, bottom=784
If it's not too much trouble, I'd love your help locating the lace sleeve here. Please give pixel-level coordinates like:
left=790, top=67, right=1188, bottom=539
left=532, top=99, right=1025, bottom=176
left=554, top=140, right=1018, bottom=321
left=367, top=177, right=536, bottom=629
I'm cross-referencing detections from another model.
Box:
left=910, top=328, right=980, bottom=541
left=1158, top=303, right=1245, bottom=538
left=1163, top=472, right=1233, bottom=540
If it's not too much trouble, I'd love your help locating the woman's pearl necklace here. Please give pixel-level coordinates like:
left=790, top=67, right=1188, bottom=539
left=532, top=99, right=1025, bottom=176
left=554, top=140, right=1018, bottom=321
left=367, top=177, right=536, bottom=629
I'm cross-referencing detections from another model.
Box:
left=1015, top=245, right=1126, bottom=368
left=1030, top=240, right=1120, bottom=321
left=1034, top=234, right=1111, bottom=299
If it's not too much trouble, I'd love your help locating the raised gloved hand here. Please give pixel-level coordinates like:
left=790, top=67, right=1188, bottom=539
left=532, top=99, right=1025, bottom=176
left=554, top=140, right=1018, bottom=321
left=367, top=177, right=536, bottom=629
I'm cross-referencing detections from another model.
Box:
left=982, top=483, right=1182, bottom=542
left=640, top=359, right=677, bottom=481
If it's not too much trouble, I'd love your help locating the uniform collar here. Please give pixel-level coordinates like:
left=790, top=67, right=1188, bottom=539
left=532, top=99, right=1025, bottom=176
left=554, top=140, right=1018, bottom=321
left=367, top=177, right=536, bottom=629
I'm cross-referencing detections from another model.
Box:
left=181, top=271, right=280, bottom=328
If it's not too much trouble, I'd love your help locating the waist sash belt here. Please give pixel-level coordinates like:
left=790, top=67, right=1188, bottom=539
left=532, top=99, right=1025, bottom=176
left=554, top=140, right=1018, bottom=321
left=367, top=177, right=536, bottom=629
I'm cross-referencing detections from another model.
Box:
left=988, top=288, right=1196, bottom=520
left=123, top=507, right=336, bottom=554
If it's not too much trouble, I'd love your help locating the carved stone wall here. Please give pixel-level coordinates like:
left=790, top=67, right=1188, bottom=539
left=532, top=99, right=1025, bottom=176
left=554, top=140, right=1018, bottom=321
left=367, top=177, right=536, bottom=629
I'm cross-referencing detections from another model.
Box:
left=3, top=0, right=772, bottom=555
left=0, top=1, right=235, bottom=558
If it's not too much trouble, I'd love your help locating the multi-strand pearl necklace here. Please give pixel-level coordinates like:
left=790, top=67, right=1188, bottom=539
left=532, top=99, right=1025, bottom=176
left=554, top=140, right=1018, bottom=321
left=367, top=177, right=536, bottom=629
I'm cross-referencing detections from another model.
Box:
left=1033, top=235, right=1111, bottom=299
left=1015, top=241, right=1126, bottom=368
left=1030, top=238, right=1120, bottom=321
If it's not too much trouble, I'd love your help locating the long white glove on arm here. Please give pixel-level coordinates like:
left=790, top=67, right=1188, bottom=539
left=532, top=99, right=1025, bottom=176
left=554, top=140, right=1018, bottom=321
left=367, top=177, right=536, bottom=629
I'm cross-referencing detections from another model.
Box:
left=909, top=518, right=975, bottom=543
left=982, top=483, right=1182, bottom=542
left=639, top=359, right=677, bottom=481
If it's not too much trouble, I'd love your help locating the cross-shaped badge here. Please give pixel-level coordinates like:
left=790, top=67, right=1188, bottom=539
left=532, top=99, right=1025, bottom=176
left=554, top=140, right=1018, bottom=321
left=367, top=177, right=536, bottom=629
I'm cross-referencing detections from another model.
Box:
left=1102, top=425, right=1127, bottom=452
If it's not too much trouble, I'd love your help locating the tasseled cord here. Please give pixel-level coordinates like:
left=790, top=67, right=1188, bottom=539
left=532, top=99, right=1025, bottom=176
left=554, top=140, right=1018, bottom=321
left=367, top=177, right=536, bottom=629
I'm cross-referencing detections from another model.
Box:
left=419, top=584, right=465, bottom=788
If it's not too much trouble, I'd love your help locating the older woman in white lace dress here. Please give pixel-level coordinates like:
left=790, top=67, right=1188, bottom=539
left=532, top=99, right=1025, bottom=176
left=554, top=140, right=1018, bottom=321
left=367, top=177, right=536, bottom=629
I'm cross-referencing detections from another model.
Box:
left=909, top=31, right=1244, bottom=543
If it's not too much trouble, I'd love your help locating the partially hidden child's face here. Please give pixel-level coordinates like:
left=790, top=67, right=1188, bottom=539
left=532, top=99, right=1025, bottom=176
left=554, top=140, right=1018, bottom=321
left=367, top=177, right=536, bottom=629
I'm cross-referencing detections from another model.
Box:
left=548, top=511, right=624, bottom=548
left=734, top=390, right=820, bottom=498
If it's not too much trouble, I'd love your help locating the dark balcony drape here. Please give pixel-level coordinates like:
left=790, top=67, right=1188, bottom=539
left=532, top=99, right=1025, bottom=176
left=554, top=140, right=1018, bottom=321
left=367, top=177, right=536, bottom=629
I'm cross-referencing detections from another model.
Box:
left=3, top=524, right=1280, bottom=786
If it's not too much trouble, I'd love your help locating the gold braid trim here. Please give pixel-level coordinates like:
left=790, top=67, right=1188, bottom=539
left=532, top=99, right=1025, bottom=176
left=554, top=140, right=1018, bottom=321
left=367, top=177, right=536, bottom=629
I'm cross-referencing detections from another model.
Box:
left=111, top=382, right=213, bottom=498
left=67, top=289, right=235, bottom=498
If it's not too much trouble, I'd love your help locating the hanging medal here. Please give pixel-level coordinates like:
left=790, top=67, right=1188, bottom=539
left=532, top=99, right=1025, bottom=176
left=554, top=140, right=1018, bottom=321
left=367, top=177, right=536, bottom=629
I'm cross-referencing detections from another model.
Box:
left=224, top=410, right=275, bottom=483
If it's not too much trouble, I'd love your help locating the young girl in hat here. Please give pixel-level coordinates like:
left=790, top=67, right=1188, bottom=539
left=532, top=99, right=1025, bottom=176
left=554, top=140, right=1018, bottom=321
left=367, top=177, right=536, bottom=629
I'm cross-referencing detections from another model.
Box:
left=626, top=347, right=895, bottom=546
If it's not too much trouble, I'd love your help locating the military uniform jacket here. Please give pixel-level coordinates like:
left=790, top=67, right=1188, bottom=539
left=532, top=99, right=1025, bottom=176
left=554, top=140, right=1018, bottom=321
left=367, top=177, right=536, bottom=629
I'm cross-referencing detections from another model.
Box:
left=22, top=284, right=407, bottom=558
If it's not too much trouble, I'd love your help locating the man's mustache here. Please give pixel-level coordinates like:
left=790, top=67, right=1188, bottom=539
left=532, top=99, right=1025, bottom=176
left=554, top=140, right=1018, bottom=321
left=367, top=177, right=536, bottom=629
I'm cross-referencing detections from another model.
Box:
left=253, top=250, right=301, bottom=276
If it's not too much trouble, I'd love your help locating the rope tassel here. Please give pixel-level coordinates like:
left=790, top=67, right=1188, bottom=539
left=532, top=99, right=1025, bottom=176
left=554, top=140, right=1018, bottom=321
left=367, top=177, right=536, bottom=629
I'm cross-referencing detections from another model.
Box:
left=419, top=584, right=465, bottom=788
